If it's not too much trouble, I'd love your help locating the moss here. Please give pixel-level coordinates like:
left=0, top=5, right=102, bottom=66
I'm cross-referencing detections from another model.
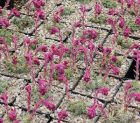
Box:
left=68, top=101, right=87, bottom=116
left=102, top=0, right=117, bottom=8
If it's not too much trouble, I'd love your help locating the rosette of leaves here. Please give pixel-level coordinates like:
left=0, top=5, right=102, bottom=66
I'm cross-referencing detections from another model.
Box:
left=12, top=16, right=34, bottom=31
left=117, top=36, right=132, bottom=49
left=115, top=56, right=124, bottom=67
left=84, top=73, right=109, bottom=91
left=3, top=56, right=29, bottom=74
left=0, top=80, right=9, bottom=94
left=129, top=81, right=140, bottom=93
left=127, top=20, right=140, bottom=32
left=22, top=113, right=32, bottom=123
left=88, top=15, right=107, bottom=24
left=53, top=67, right=73, bottom=80
left=62, top=7, right=75, bottom=16
left=68, top=100, right=87, bottom=116
left=102, top=0, right=117, bottom=8
left=76, top=0, right=91, bottom=4
left=0, top=29, right=13, bottom=45
left=103, top=108, right=135, bottom=123
left=32, top=85, right=51, bottom=102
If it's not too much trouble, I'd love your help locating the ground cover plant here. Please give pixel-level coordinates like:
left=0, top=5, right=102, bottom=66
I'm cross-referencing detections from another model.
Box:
left=0, top=0, right=140, bottom=123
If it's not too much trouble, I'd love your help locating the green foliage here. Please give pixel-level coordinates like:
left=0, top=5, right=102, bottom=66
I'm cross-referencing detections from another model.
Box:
left=12, top=16, right=34, bottom=30
left=129, top=9, right=136, bottom=16
left=115, top=56, right=124, bottom=67
left=22, top=114, right=32, bottom=123
left=102, top=0, right=117, bottom=8
left=68, top=101, right=87, bottom=116
left=84, top=75, right=109, bottom=91
left=75, top=0, right=91, bottom=4
left=117, top=36, right=132, bottom=48
left=88, top=15, right=107, bottom=24
left=62, top=7, right=75, bottom=16
left=0, top=29, right=13, bottom=45
left=103, top=109, right=135, bottom=123
left=0, top=80, right=9, bottom=94
left=127, top=20, right=140, bottom=32
left=32, top=85, right=50, bottom=102
left=65, top=68, right=73, bottom=80
left=53, top=67, right=73, bottom=80
left=3, top=56, right=29, bottom=74
left=130, top=81, right=140, bottom=93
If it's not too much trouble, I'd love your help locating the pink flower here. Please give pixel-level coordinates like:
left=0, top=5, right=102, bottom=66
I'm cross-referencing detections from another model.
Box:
left=25, top=84, right=32, bottom=94
left=34, top=9, right=45, bottom=20
left=124, top=80, right=132, bottom=92
left=83, top=68, right=91, bottom=83
left=0, top=92, right=8, bottom=104
left=111, top=66, right=120, bottom=75
left=24, top=51, right=33, bottom=65
left=0, top=37, right=5, bottom=44
left=58, top=109, right=68, bottom=123
left=12, top=55, right=18, bottom=65
left=8, top=108, right=17, bottom=121
left=37, top=78, right=47, bottom=96
left=103, top=47, right=112, bottom=54
left=83, top=29, right=98, bottom=40
left=126, top=0, right=134, bottom=8
left=33, top=57, right=40, bottom=66
left=0, top=6, right=2, bottom=13
left=0, top=118, right=3, bottom=123
left=111, top=56, right=117, bottom=62
left=108, top=8, right=119, bottom=15
left=50, top=27, right=59, bottom=34
left=0, top=18, right=10, bottom=27
left=36, top=45, right=48, bottom=54
left=55, top=63, right=65, bottom=75
left=123, top=26, right=131, bottom=38
left=32, top=0, right=45, bottom=8
left=80, top=4, right=87, bottom=14
left=11, top=7, right=20, bottom=17
left=133, top=93, right=140, bottom=102
left=135, top=16, right=140, bottom=25
left=25, top=84, right=32, bottom=112
left=107, top=18, right=117, bottom=27
left=119, top=17, right=125, bottom=28
left=43, top=99, right=56, bottom=111
left=53, top=13, right=61, bottom=23
left=74, top=20, right=82, bottom=28
left=44, top=52, right=53, bottom=63
left=53, top=6, right=64, bottom=23
left=97, top=87, right=110, bottom=96
left=87, top=105, right=96, bottom=119
left=12, top=36, right=18, bottom=50
left=94, top=2, right=102, bottom=16
left=13, top=120, right=20, bottom=123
